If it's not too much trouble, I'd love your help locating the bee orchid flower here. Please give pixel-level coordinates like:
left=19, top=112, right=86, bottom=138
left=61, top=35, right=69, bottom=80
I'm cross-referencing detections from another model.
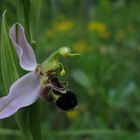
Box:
left=0, top=23, right=78, bottom=119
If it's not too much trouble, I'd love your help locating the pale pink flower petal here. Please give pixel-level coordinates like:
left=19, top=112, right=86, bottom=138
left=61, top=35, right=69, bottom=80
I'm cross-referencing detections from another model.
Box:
left=0, top=72, right=40, bottom=119
left=9, top=23, right=37, bottom=71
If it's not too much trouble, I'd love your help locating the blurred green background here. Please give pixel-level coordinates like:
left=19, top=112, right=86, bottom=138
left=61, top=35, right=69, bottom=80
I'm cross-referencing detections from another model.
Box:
left=0, top=0, right=140, bottom=140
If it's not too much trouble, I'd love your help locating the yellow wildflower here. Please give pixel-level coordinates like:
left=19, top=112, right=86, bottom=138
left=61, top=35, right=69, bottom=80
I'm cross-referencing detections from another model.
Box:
left=56, top=21, right=75, bottom=32
left=66, top=110, right=80, bottom=120
left=87, top=22, right=109, bottom=39
left=87, top=22, right=106, bottom=31
left=47, top=20, right=75, bottom=37
left=73, top=41, right=91, bottom=53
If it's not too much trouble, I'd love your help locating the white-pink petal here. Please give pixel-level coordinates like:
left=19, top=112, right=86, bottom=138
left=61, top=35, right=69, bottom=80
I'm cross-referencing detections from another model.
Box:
left=9, top=23, right=37, bottom=71
left=0, top=72, right=41, bottom=119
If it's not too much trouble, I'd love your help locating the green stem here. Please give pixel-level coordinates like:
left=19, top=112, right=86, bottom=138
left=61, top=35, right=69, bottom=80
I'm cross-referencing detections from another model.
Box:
left=28, top=101, right=42, bottom=140
left=15, top=110, right=33, bottom=140
left=0, top=129, right=138, bottom=137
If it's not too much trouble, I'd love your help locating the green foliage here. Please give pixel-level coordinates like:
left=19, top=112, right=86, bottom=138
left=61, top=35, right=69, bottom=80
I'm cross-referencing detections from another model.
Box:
left=0, top=10, right=18, bottom=93
left=0, top=10, right=34, bottom=140
left=16, top=0, right=42, bottom=42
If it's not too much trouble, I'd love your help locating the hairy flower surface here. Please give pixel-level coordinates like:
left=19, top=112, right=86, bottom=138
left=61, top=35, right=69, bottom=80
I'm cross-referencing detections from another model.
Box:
left=0, top=23, right=78, bottom=119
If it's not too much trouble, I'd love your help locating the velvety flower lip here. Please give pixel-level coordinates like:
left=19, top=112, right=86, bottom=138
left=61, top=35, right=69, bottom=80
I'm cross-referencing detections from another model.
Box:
left=55, top=90, right=78, bottom=111
left=40, top=84, right=53, bottom=102
left=40, top=75, right=78, bottom=111
left=40, top=75, right=67, bottom=102
left=0, top=23, right=40, bottom=119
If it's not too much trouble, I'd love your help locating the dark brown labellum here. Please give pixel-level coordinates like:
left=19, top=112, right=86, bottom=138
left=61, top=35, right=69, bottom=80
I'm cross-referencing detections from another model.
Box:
left=40, top=85, right=54, bottom=102
left=55, top=90, right=78, bottom=111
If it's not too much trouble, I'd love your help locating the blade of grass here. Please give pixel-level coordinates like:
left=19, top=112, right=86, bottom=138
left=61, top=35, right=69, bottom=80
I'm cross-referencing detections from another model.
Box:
left=0, top=10, right=19, bottom=93
left=0, top=128, right=21, bottom=136
left=30, top=0, right=42, bottom=41
left=0, top=10, right=33, bottom=140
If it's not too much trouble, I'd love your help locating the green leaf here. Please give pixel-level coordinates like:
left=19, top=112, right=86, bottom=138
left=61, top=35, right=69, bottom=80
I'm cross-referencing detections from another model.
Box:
left=29, top=0, right=42, bottom=41
left=0, top=10, right=33, bottom=140
left=16, top=0, right=42, bottom=42
left=0, top=10, right=19, bottom=93
left=72, top=70, right=91, bottom=89
left=16, top=0, right=31, bottom=40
